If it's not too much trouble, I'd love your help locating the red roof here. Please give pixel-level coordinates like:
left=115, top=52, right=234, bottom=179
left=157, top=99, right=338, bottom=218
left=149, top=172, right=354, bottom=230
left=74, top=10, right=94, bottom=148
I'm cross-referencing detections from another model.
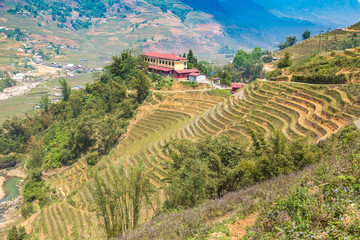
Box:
left=189, top=73, right=201, bottom=77
left=175, top=69, right=199, bottom=74
left=232, top=83, right=243, bottom=88
left=144, top=52, right=187, bottom=61
left=149, top=65, right=173, bottom=72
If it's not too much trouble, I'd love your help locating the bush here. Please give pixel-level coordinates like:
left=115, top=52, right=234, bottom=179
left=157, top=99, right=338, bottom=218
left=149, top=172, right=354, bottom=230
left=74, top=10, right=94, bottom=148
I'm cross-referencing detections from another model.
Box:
left=273, top=76, right=289, bottom=82
left=0, top=155, right=18, bottom=169
left=277, top=52, right=292, bottom=68
left=292, top=73, right=347, bottom=84
left=182, top=81, right=198, bottom=88
left=86, top=152, right=99, bottom=166
left=21, top=202, right=34, bottom=219
left=7, top=226, right=27, bottom=240
left=266, top=69, right=282, bottom=79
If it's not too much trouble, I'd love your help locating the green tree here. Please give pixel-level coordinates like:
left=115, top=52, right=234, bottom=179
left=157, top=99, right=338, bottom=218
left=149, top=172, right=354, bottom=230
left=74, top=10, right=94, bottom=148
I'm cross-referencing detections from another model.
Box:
left=130, top=71, right=151, bottom=103
left=39, top=95, right=51, bottom=112
left=277, top=52, right=292, bottom=69
left=220, top=70, right=232, bottom=86
left=27, top=136, right=44, bottom=169
left=233, top=49, right=249, bottom=69
left=302, top=30, right=311, bottom=40
left=187, top=49, right=197, bottom=65
left=286, top=36, right=298, bottom=46
left=59, top=78, right=71, bottom=101
left=278, top=42, right=288, bottom=50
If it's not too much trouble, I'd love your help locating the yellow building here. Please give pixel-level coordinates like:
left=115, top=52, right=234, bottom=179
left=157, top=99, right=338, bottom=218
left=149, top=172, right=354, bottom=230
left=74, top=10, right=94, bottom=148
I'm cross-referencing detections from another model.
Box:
left=143, top=52, right=188, bottom=70
left=143, top=52, right=199, bottom=79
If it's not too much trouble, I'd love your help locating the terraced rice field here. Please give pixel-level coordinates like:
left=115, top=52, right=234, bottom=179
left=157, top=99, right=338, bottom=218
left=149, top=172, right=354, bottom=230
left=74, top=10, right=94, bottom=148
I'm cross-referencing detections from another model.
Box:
left=27, top=82, right=360, bottom=239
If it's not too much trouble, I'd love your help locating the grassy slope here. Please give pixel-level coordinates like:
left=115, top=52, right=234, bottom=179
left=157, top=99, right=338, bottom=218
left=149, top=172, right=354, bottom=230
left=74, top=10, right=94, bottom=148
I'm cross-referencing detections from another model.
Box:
left=275, top=28, right=356, bottom=64
left=20, top=81, right=360, bottom=239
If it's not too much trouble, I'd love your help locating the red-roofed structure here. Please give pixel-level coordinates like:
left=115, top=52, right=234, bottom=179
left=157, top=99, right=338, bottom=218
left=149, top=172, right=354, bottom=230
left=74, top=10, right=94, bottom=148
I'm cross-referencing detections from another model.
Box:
left=232, top=83, right=243, bottom=93
left=144, top=52, right=200, bottom=80
left=143, top=52, right=187, bottom=61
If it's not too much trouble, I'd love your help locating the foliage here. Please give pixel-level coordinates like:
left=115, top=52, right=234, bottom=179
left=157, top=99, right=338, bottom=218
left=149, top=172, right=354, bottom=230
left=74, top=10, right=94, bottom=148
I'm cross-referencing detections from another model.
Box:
left=232, top=47, right=264, bottom=82
left=94, top=161, right=157, bottom=238
left=342, top=33, right=360, bottom=49
left=119, top=159, right=315, bottom=240
left=0, top=72, right=16, bottom=92
left=59, top=78, right=71, bottom=101
left=7, top=226, right=27, bottom=240
left=181, top=81, right=198, bottom=88
left=154, top=77, right=174, bottom=90
left=39, top=95, right=51, bottom=112
left=302, top=30, right=311, bottom=40
left=129, top=71, right=151, bottom=103
left=71, top=19, right=92, bottom=30
left=23, top=168, right=49, bottom=208
left=278, top=36, right=298, bottom=50
left=271, top=50, right=360, bottom=83
left=292, top=73, right=347, bottom=84
left=246, top=125, right=360, bottom=239
left=85, top=151, right=99, bottom=166
left=0, top=50, right=150, bottom=171
left=163, top=131, right=317, bottom=210
left=0, top=155, right=18, bottom=168
left=277, top=52, right=292, bottom=68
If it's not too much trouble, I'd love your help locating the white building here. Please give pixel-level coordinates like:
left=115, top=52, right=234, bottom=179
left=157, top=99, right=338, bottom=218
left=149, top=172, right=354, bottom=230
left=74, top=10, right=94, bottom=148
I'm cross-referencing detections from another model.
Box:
left=189, top=73, right=207, bottom=83
left=13, top=73, right=25, bottom=81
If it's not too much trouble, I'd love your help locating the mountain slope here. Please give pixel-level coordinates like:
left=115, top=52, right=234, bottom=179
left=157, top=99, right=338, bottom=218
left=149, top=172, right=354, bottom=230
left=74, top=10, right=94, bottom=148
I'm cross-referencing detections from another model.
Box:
left=25, top=81, right=360, bottom=239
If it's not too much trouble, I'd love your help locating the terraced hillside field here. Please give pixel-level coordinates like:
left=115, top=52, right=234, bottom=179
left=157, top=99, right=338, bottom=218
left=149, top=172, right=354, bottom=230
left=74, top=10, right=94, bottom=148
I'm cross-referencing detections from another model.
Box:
left=24, top=82, right=360, bottom=239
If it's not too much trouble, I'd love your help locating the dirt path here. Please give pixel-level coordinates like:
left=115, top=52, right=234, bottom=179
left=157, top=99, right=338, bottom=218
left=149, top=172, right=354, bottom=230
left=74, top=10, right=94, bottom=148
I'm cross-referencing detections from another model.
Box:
left=228, top=212, right=259, bottom=240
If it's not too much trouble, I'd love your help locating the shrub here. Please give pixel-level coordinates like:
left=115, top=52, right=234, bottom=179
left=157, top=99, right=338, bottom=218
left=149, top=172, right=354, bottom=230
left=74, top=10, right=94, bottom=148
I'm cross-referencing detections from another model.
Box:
left=292, top=73, right=347, bottom=84
left=277, top=52, right=292, bottom=68
left=273, top=76, right=289, bottom=82
left=86, top=152, right=99, bottom=166
left=182, top=81, right=198, bottom=88
left=21, top=202, right=34, bottom=219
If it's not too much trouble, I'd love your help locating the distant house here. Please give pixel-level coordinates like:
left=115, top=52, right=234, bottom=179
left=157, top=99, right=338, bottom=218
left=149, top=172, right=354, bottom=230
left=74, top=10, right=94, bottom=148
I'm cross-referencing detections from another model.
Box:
left=34, top=56, right=44, bottom=64
left=143, top=52, right=200, bottom=80
left=66, top=64, right=75, bottom=70
left=13, top=73, right=25, bottom=81
left=189, top=73, right=206, bottom=83
left=231, top=83, right=243, bottom=94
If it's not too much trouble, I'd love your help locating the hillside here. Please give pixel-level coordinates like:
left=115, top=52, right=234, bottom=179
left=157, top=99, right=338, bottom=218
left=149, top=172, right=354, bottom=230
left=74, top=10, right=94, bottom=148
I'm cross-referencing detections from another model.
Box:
left=0, top=0, right=235, bottom=64
left=15, top=80, right=360, bottom=239
left=275, top=22, right=360, bottom=63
